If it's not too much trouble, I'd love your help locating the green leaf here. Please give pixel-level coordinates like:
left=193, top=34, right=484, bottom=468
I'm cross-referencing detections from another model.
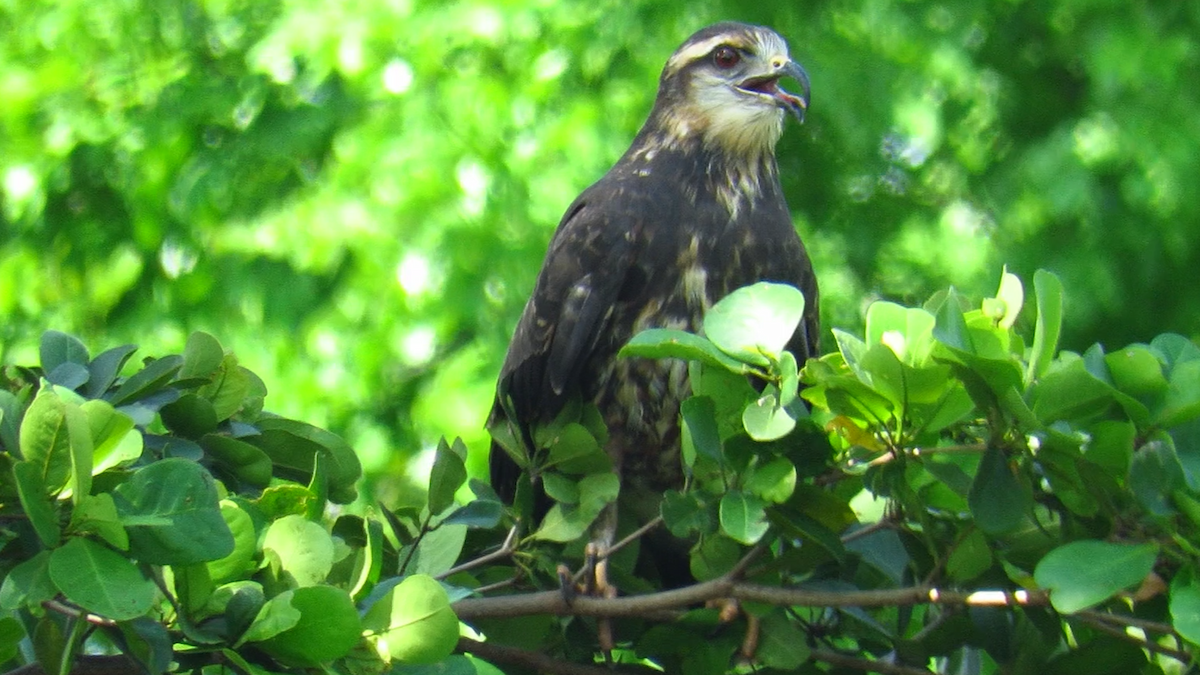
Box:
left=173, top=563, right=215, bottom=617
left=64, top=399, right=92, bottom=503
left=661, top=490, right=715, bottom=538
left=681, top=396, right=721, bottom=464
left=40, top=331, right=89, bottom=376
left=1105, top=345, right=1168, bottom=398
left=704, top=282, right=805, bottom=366
left=541, top=472, right=579, bottom=504
left=83, top=400, right=143, bottom=474
left=108, top=355, right=183, bottom=406
left=1026, top=270, right=1063, bottom=383
left=68, top=493, right=129, bottom=550
left=1170, top=571, right=1200, bottom=645
left=179, top=332, right=225, bottom=380
left=207, top=501, right=259, bottom=584
left=865, top=301, right=937, bottom=365
left=119, top=617, right=172, bottom=675
left=993, top=267, right=1024, bottom=330
left=0, top=616, right=25, bottom=665
left=543, top=423, right=611, bottom=475
left=1034, top=540, right=1157, bottom=614
left=968, top=445, right=1032, bottom=535
left=0, top=551, right=56, bottom=611
left=160, top=393, right=219, bottom=439
left=48, top=538, right=156, bottom=621
left=262, top=514, right=335, bottom=587
left=258, top=585, right=361, bottom=666
left=428, top=437, right=468, bottom=515
left=756, top=610, right=811, bottom=669
left=719, top=490, right=769, bottom=545
left=19, top=387, right=72, bottom=494
left=362, top=574, right=458, bottom=665
left=400, top=523, right=467, bottom=577
left=12, top=461, right=60, bottom=547
left=251, top=418, right=361, bottom=504
left=1128, top=436, right=1186, bottom=515
left=441, top=500, right=503, bottom=528
left=620, top=329, right=749, bottom=374
left=1157, top=358, right=1200, bottom=428
left=113, top=458, right=235, bottom=564
left=744, top=457, right=797, bottom=504
left=240, top=590, right=302, bottom=644
left=200, top=434, right=273, bottom=487
left=197, top=356, right=253, bottom=422
left=690, top=533, right=742, bottom=581
left=533, top=473, right=618, bottom=542
left=84, top=344, right=137, bottom=399
left=742, top=386, right=797, bottom=441
left=946, top=529, right=993, bottom=582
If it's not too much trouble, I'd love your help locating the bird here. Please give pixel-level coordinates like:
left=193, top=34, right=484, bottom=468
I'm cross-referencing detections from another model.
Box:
left=487, top=21, right=819, bottom=590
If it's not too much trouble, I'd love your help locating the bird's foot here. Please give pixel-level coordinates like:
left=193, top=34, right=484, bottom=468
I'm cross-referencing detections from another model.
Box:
left=556, top=543, right=618, bottom=657
left=707, top=598, right=761, bottom=661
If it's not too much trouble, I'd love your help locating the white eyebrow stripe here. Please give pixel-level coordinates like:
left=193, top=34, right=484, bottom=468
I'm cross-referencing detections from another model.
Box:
left=665, top=35, right=730, bottom=74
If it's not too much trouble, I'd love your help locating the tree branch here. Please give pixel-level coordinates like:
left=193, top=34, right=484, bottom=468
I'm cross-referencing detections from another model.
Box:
left=453, top=580, right=1049, bottom=620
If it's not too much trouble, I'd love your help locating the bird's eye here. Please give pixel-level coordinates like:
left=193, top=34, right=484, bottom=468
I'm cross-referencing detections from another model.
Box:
left=712, top=46, right=740, bottom=69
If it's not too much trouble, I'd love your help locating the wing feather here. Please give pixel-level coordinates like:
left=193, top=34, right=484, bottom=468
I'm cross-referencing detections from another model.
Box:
left=488, top=194, right=638, bottom=502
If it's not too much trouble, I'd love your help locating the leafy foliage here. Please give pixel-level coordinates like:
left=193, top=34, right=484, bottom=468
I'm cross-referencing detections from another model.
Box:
left=2, top=1, right=1197, bottom=508
left=0, top=332, right=468, bottom=674
left=473, top=270, right=1200, bottom=673
left=3, top=271, right=1200, bottom=674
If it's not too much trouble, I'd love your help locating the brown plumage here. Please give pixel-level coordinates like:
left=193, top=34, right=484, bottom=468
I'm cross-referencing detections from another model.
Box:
left=488, top=22, right=818, bottom=563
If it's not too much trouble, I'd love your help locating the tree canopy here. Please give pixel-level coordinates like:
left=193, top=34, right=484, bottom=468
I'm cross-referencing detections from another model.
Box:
left=3, top=0, right=1197, bottom=504
left=3, top=4, right=1200, bottom=672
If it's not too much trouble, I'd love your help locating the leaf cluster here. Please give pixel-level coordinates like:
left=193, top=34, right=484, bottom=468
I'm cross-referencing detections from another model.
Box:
left=0, top=332, right=472, bottom=675
left=487, top=270, right=1200, bottom=674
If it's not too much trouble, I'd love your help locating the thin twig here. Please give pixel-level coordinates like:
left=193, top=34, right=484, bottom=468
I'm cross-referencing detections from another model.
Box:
left=609, top=516, right=664, bottom=558
left=911, top=443, right=986, bottom=456
left=841, top=519, right=892, bottom=544
left=728, top=541, right=767, bottom=579
left=811, top=649, right=935, bottom=675
left=41, top=600, right=116, bottom=627
left=473, top=577, right=520, bottom=595
left=437, top=526, right=518, bottom=580
left=1076, top=609, right=1177, bottom=636
left=1074, top=613, right=1191, bottom=664
left=456, top=637, right=659, bottom=675
left=571, top=516, right=665, bottom=584
left=399, top=512, right=434, bottom=575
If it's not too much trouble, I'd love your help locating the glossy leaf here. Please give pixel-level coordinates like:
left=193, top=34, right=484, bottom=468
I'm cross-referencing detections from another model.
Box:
left=259, top=585, right=361, bottom=666
left=262, top=515, right=334, bottom=587
left=968, top=445, right=1032, bottom=535
left=362, top=574, right=458, bottom=665
left=1034, top=540, right=1157, bottom=613
left=719, top=490, right=769, bottom=545
left=704, top=282, right=805, bottom=367
left=621, top=329, right=749, bottom=374
left=113, top=458, right=235, bottom=564
left=48, top=538, right=156, bottom=621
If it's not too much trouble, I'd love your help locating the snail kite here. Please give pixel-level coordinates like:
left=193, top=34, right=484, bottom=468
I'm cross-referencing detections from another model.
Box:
left=488, top=22, right=818, bottom=573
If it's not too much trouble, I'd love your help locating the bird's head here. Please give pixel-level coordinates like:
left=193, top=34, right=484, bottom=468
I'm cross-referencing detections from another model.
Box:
left=651, top=23, right=810, bottom=159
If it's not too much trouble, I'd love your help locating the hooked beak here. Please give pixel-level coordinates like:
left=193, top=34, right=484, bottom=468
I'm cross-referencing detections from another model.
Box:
left=776, top=60, right=811, bottom=123
left=736, top=59, right=811, bottom=123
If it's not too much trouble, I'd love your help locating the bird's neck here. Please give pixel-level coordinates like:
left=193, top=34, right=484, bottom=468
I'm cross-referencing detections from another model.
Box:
left=621, top=122, right=781, bottom=221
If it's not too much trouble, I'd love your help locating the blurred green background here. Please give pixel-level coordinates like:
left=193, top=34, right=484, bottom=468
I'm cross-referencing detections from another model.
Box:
left=3, top=0, right=1198, bottom=506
